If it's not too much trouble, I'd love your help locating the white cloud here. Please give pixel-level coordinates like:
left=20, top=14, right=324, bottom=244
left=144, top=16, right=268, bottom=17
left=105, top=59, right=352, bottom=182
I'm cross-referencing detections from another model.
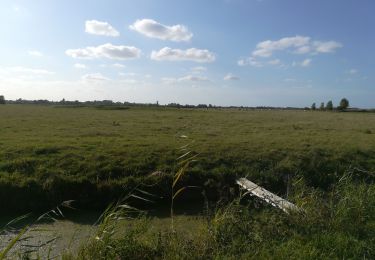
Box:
left=119, top=72, right=137, bottom=77
left=162, top=75, right=209, bottom=84
left=191, top=66, right=207, bottom=73
left=252, top=36, right=310, bottom=57
left=294, top=45, right=311, bottom=54
left=179, top=75, right=208, bottom=82
left=238, top=57, right=263, bottom=67
left=348, top=69, right=358, bottom=75
left=223, top=73, right=239, bottom=80
left=130, top=19, right=193, bottom=42
left=238, top=57, right=282, bottom=67
left=112, top=63, right=125, bottom=68
left=74, top=63, right=87, bottom=69
left=248, top=35, right=342, bottom=59
left=100, top=63, right=126, bottom=68
left=293, top=58, right=312, bottom=67
left=151, top=47, right=215, bottom=63
left=85, top=20, right=119, bottom=37
left=240, top=35, right=341, bottom=68
left=28, top=50, right=43, bottom=57
left=66, top=43, right=141, bottom=60
left=268, top=59, right=281, bottom=65
left=81, top=73, right=110, bottom=82
left=313, top=41, right=342, bottom=53
left=301, top=58, right=311, bottom=67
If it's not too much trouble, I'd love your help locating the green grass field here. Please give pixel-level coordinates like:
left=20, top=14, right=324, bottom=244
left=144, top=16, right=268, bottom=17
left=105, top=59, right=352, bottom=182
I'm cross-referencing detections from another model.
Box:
left=1, top=104, right=374, bottom=259
left=1, top=104, right=375, bottom=212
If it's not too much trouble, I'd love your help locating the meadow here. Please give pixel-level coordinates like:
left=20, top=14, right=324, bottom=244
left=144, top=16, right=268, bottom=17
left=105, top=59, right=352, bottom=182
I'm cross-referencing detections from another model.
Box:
left=1, top=104, right=375, bottom=212
left=0, top=104, right=374, bottom=258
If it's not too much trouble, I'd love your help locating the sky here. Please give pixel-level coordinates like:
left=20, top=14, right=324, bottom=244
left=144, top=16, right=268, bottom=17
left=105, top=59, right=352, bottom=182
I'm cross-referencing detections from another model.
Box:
left=0, top=0, right=374, bottom=107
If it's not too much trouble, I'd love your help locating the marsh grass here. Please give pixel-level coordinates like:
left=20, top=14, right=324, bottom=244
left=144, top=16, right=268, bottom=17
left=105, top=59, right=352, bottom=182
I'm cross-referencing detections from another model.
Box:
left=170, top=135, right=200, bottom=229
left=0, top=201, right=74, bottom=259
left=60, top=172, right=374, bottom=259
left=3, top=162, right=373, bottom=259
left=2, top=105, right=375, bottom=212
left=1, top=105, right=375, bottom=258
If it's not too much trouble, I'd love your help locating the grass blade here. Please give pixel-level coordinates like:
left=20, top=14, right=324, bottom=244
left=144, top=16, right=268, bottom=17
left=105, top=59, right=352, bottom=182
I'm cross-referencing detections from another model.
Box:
left=0, top=226, right=29, bottom=259
left=173, top=162, right=190, bottom=188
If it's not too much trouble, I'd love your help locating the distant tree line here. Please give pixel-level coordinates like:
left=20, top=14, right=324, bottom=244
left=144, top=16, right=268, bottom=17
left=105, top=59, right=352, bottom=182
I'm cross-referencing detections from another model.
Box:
left=3, top=97, right=312, bottom=110
left=2, top=96, right=373, bottom=112
left=311, top=98, right=349, bottom=111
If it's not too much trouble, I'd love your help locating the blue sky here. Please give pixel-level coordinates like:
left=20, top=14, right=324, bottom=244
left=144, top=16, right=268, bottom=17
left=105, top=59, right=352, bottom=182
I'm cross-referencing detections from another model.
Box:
left=0, top=0, right=374, bottom=107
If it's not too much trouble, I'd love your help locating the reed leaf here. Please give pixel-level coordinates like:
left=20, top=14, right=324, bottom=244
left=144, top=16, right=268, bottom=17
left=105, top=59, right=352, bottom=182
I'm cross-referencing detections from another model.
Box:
left=0, top=226, right=29, bottom=260
left=173, top=161, right=190, bottom=188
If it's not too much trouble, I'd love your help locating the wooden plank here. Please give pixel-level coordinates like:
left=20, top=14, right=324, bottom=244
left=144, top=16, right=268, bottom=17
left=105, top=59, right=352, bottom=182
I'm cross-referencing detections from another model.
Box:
left=236, top=178, right=300, bottom=214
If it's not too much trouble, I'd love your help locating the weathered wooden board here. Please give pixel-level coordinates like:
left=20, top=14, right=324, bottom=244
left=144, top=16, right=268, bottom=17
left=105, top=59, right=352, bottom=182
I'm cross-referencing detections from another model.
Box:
left=236, top=178, right=300, bottom=214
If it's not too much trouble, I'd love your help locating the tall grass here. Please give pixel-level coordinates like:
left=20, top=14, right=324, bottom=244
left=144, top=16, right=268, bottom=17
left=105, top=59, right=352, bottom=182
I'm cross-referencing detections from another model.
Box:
left=58, top=172, right=374, bottom=259
left=170, top=135, right=199, bottom=229
left=4, top=165, right=372, bottom=259
left=0, top=201, right=74, bottom=259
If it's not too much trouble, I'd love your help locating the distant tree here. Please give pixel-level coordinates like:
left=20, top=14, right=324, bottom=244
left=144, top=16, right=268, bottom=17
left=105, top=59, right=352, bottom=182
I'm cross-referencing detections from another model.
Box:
left=197, top=104, right=208, bottom=108
left=338, top=98, right=349, bottom=110
left=311, top=102, right=316, bottom=110
left=326, top=100, right=333, bottom=111
left=0, top=95, right=5, bottom=105
left=319, top=102, right=325, bottom=110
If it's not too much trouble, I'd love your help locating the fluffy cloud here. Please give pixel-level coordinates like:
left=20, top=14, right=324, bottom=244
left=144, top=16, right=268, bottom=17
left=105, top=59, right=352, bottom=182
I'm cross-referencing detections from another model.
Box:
left=81, top=73, right=110, bottom=82
left=130, top=19, right=192, bottom=42
left=238, top=57, right=281, bottom=67
left=253, top=36, right=310, bottom=57
left=240, top=35, right=342, bottom=67
left=293, top=59, right=312, bottom=67
left=238, top=57, right=263, bottom=67
left=223, top=73, right=239, bottom=80
left=74, top=63, right=87, bottom=69
left=251, top=36, right=341, bottom=58
left=66, top=43, right=141, bottom=60
left=162, top=75, right=208, bottom=84
left=179, top=75, right=208, bottom=82
left=191, top=66, right=207, bottom=73
left=85, top=20, right=119, bottom=37
left=151, top=47, right=215, bottom=63
left=313, top=41, right=342, bottom=53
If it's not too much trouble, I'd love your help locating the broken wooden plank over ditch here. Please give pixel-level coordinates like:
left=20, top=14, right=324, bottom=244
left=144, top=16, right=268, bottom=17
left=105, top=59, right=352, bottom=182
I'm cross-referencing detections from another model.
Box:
left=236, top=178, right=300, bottom=214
